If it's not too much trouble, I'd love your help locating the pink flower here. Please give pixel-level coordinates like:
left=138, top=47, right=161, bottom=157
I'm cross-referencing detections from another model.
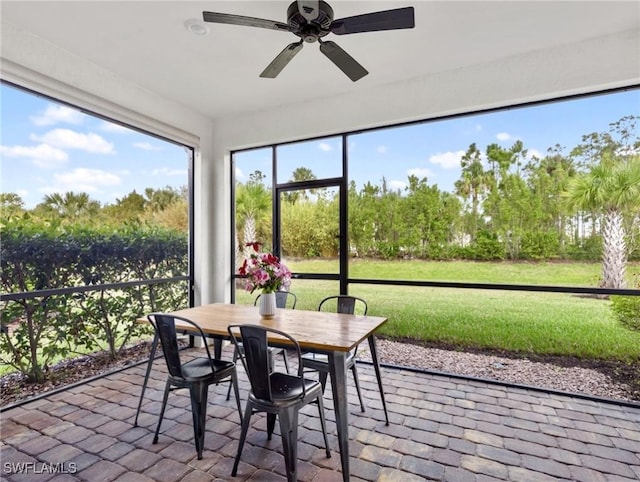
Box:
left=240, top=242, right=292, bottom=294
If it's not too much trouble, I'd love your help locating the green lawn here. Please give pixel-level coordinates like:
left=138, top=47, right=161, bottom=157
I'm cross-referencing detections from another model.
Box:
left=236, top=259, right=640, bottom=362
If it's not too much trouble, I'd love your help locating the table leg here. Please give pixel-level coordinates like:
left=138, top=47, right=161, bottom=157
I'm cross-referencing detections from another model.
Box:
left=327, top=351, right=349, bottom=482
left=368, top=335, right=389, bottom=425
left=134, top=331, right=159, bottom=426
left=213, top=338, right=223, bottom=359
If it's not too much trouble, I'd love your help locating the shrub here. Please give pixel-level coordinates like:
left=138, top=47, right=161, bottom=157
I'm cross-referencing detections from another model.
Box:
left=470, top=231, right=505, bottom=261
left=520, top=231, right=560, bottom=260
left=611, top=295, right=640, bottom=332
left=611, top=274, right=640, bottom=332
left=1, top=221, right=188, bottom=382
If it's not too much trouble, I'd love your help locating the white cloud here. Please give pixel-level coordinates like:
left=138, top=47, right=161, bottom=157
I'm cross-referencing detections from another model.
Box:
left=377, top=145, right=388, bottom=154
left=0, top=144, right=68, bottom=168
left=30, top=129, right=114, bottom=154
left=475, top=123, right=483, bottom=132
left=388, top=180, right=407, bottom=191
left=133, top=141, right=162, bottom=151
left=429, top=150, right=464, bottom=169
left=30, top=105, right=85, bottom=126
left=496, top=132, right=512, bottom=142
left=151, top=167, right=187, bottom=176
left=100, top=121, right=132, bottom=133
left=407, top=167, right=434, bottom=178
left=235, top=167, right=245, bottom=180
left=46, top=168, right=122, bottom=193
left=318, top=142, right=332, bottom=152
left=527, top=148, right=543, bottom=160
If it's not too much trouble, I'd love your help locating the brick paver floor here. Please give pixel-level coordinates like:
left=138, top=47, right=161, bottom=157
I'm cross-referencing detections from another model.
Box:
left=2, top=346, right=639, bottom=481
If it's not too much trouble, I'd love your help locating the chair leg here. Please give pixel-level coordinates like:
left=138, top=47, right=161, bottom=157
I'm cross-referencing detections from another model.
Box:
left=319, top=371, right=328, bottom=393
left=232, top=402, right=254, bottom=477
left=351, top=364, right=366, bottom=413
left=134, top=331, right=159, bottom=427
left=153, top=380, right=171, bottom=444
left=278, top=407, right=299, bottom=482
left=190, top=381, right=209, bottom=460
left=226, top=346, right=240, bottom=401
left=231, top=371, right=243, bottom=424
left=316, top=395, right=331, bottom=459
left=266, top=413, right=277, bottom=440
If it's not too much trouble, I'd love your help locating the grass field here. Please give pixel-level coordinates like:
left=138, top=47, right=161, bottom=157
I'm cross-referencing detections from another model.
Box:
left=236, top=259, right=640, bottom=362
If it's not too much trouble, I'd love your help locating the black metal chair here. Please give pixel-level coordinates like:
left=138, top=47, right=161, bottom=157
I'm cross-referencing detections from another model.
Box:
left=226, top=291, right=296, bottom=400
left=301, top=295, right=368, bottom=413
left=254, top=290, right=297, bottom=310
left=228, top=324, right=331, bottom=482
left=148, top=313, right=242, bottom=460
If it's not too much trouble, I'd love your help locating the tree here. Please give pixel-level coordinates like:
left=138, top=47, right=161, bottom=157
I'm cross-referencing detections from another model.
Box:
left=454, top=143, right=490, bottom=242
left=483, top=142, right=531, bottom=259
left=284, top=166, right=317, bottom=203
left=36, top=191, right=101, bottom=223
left=144, top=186, right=181, bottom=213
left=563, top=154, right=640, bottom=288
left=0, top=193, right=25, bottom=220
left=102, top=190, right=146, bottom=224
left=236, top=171, right=271, bottom=254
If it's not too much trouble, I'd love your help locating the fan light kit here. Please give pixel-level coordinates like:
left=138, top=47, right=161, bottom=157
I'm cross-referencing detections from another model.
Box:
left=202, top=0, right=415, bottom=81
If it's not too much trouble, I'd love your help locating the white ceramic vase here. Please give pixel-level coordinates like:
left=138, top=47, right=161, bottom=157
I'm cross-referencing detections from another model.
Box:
left=259, top=292, right=276, bottom=318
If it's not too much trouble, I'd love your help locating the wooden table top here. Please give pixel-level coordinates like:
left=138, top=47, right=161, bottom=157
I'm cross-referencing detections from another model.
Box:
left=140, top=303, right=387, bottom=353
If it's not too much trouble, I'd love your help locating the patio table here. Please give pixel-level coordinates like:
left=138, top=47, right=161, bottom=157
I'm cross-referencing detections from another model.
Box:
left=135, top=302, right=389, bottom=482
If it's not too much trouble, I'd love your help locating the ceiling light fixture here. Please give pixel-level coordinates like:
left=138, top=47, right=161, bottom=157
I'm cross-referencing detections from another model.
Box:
left=184, top=19, right=209, bottom=36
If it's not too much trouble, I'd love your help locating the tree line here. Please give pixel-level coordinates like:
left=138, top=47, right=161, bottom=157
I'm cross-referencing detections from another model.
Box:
left=236, top=116, right=640, bottom=289
left=0, top=186, right=188, bottom=231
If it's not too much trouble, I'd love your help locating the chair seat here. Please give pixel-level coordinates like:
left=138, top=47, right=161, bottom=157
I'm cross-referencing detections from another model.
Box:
left=270, top=372, right=320, bottom=403
left=181, top=357, right=235, bottom=381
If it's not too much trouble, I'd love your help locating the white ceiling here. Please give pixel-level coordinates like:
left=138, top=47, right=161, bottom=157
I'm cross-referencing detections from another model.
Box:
left=2, top=0, right=639, bottom=125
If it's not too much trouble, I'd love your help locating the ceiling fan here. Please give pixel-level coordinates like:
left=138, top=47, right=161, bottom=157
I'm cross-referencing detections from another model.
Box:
left=202, top=1, right=415, bottom=82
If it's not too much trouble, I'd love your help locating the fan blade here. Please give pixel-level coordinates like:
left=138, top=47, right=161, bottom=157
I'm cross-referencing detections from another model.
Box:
left=297, top=0, right=320, bottom=22
left=202, top=11, right=290, bottom=32
left=260, top=41, right=304, bottom=78
left=330, top=6, right=415, bottom=35
left=319, top=40, right=368, bottom=82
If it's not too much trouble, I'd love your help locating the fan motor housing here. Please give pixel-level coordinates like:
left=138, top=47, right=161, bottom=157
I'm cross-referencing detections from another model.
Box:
left=287, top=1, right=334, bottom=42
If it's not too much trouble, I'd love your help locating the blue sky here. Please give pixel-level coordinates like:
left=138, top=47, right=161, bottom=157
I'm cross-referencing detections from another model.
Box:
left=235, top=88, right=639, bottom=194
left=1, top=82, right=638, bottom=209
left=1, top=83, right=189, bottom=209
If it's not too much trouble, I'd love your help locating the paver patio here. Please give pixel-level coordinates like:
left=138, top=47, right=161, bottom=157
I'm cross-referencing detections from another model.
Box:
left=2, top=345, right=639, bottom=481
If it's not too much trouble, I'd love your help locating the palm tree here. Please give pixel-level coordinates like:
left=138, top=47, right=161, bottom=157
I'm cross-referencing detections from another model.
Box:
left=563, top=155, right=640, bottom=289
left=40, top=191, right=101, bottom=223
left=235, top=171, right=271, bottom=253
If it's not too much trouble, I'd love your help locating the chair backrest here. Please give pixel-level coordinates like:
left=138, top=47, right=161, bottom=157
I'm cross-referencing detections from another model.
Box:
left=148, top=313, right=213, bottom=379
left=318, top=295, right=368, bottom=316
left=254, top=291, right=297, bottom=309
left=228, top=324, right=303, bottom=402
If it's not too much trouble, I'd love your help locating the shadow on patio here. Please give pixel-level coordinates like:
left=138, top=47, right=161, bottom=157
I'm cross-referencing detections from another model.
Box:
left=2, top=345, right=640, bottom=482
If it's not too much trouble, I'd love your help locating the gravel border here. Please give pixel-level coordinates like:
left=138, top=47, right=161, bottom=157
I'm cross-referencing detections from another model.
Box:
left=357, top=338, right=637, bottom=403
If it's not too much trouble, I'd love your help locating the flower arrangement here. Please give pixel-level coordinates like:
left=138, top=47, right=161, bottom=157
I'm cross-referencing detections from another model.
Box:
left=239, top=242, right=291, bottom=294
